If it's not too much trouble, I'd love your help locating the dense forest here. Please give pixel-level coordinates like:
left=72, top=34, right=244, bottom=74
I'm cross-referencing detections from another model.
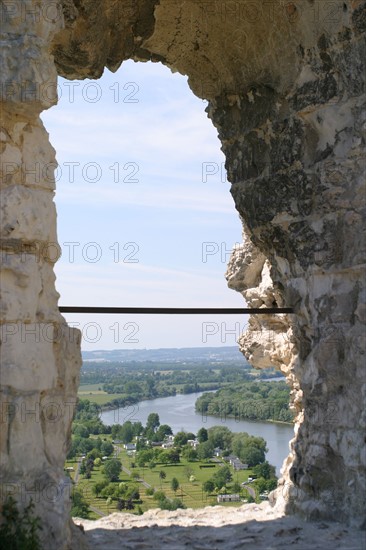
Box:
left=195, top=381, right=294, bottom=423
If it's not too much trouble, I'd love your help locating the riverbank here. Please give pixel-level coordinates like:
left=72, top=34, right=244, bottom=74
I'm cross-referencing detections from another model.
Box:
left=194, top=412, right=293, bottom=427
left=99, top=402, right=293, bottom=426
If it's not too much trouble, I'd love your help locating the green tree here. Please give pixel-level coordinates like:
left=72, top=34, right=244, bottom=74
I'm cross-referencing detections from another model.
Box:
left=253, top=461, right=275, bottom=480
left=132, top=421, right=144, bottom=437
left=71, top=488, right=90, bottom=519
left=207, top=426, right=233, bottom=450
left=157, top=449, right=180, bottom=465
left=197, top=440, right=214, bottom=461
left=87, top=448, right=102, bottom=461
left=159, top=470, right=166, bottom=488
left=266, top=478, right=278, bottom=491
left=101, top=484, right=118, bottom=498
left=165, top=449, right=180, bottom=464
left=232, top=482, right=241, bottom=494
left=171, top=477, right=179, bottom=494
left=202, top=480, right=215, bottom=495
left=146, top=413, right=160, bottom=433
left=92, top=480, right=108, bottom=497
left=240, top=446, right=265, bottom=467
left=156, top=424, right=173, bottom=440
left=103, top=459, right=122, bottom=482
left=117, top=422, right=134, bottom=444
left=101, top=441, right=114, bottom=456
left=111, top=424, right=122, bottom=439
left=136, top=449, right=154, bottom=467
left=212, top=465, right=232, bottom=490
left=73, top=424, right=89, bottom=438
left=254, top=477, right=267, bottom=494
left=174, top=431, right=189, bottom=446
left=197, top=427, right=208, bottom=443
left=231, top=433, right=267, bottom=466
left=182, top=446, right=198, bottom=461
left=153, top=490, right=166, bottom=502
left=116, top=499, right=126, bottom=511
left=160, top=498, right=185, bottom=511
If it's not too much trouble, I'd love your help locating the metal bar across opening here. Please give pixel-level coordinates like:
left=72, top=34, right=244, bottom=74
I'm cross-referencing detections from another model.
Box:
left=59, top=307, right=293, bottom=315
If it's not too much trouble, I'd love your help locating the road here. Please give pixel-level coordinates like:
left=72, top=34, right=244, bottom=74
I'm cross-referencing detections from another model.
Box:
left=242, top=484, right=256, bottom=499
left=89, top=505, right=107, bottom=517
left=73, top=458, right=82, bottom=484
left=72, top=457, right=106, bottom=517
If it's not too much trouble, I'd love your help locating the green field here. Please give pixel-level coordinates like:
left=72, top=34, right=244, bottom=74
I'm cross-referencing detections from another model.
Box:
left=77, top=464, right=133, bottom=519
left=78, top=384, right=103, bottom=392
left=74, top=445, right=255, bottom=518
left=78, top=385, right=128, bottom=405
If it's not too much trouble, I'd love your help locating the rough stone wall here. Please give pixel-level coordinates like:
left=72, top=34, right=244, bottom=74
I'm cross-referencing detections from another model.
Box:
left=0, top=0, right=365, bottom=547
left=215, top=4, right=366, bottom=524
left=0, top=2, right=82, bottom=548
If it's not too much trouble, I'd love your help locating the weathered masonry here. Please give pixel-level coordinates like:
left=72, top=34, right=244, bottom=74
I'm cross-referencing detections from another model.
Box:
left=0, top=1, right=365, bottom=548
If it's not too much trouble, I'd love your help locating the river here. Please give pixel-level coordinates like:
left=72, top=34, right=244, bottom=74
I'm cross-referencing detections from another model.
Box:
left=100, top=392, right=294, bottom=476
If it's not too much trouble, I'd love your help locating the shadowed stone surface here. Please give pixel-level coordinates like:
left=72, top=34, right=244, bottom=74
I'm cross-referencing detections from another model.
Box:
left=74, top=504, right=365, bottom=549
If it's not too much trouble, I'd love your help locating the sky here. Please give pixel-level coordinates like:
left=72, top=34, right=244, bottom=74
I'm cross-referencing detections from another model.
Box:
left=41, top=60, right=248, bottom=350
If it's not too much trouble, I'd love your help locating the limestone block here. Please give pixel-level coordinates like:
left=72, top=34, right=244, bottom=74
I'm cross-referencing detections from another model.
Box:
left=0, top=323, right=57, bottom=391
left=0, top=1, right=64, bottom=39
left=37, top=261, right=62, bottom=321
left=21, top=123, right=57, bottom=189
left=7, top=393, right=48, bottom=473
left=1, top=123, right=57, bottom=189
left=0, top=34, right=60, bottom=112
left=0, top=185, right=57, bottom=242
left=0, top=253, right=61, bottom=322
left=226, top=237, right=266, bottom=294
left=0, top=143, right=22, bottom=185
left=41, top=394, right=78, bottom=468
left=39, top=326, right=82, bottom=467
left=0, top=253, right=42, bottom=321
left=54, top=326, right=82, bottom=396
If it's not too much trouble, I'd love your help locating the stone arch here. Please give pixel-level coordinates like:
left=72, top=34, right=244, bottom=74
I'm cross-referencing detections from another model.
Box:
left=1, top=1, right=365, bottom=548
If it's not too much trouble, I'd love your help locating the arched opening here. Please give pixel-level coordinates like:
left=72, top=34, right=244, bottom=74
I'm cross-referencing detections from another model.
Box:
left=39, top=59, right=294, bottom=517
left=41, top=60, right=246, bottom=350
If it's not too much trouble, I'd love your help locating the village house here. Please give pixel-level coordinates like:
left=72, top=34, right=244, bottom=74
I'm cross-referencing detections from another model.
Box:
left=217, top=494, right=241, bottom=503
left=226, top=455, right=248, bottom=471
left=162, top=441, right=174, bottom=448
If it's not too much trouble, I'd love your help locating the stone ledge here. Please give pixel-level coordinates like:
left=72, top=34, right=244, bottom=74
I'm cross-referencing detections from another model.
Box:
left=74, top=504, right=366, bottom=549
